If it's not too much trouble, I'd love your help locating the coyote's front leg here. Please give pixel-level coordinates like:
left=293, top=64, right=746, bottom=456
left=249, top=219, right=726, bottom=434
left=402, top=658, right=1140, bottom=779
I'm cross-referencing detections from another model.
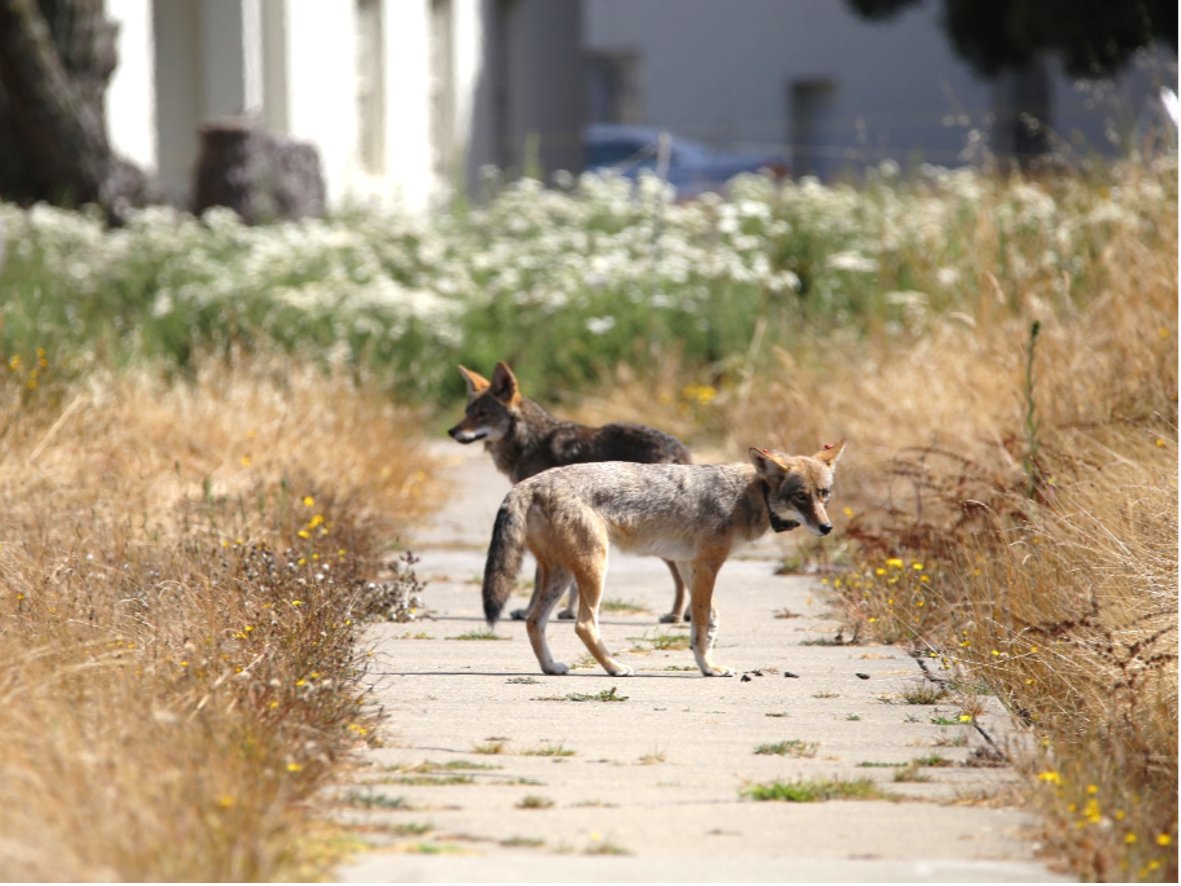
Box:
left=682, top=557, right=732, bottom=677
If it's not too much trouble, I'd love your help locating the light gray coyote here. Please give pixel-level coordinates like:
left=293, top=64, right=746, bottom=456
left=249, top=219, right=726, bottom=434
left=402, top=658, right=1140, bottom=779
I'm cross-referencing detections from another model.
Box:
left=481, top=442, right=846, bottom=677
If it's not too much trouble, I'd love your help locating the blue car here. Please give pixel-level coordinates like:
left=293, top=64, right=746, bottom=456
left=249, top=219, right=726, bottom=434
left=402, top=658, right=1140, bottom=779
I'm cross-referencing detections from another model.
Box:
left=583, top=124, right=788, bottom=198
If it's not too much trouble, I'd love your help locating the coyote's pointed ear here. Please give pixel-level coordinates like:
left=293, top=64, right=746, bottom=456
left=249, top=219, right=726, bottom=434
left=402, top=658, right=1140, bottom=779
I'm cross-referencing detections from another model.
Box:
left=749, top=447, right=788, bottom=478
left=457, top=365, right=491, bottom=396
left=814, top=439, right=847, bottom=467
left=490, top=361, right=521, bottom=405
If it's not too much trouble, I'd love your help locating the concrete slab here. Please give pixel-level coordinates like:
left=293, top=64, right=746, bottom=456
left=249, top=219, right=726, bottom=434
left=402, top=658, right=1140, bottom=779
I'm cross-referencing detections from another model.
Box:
left=331, top=443, right=1071, bottom=883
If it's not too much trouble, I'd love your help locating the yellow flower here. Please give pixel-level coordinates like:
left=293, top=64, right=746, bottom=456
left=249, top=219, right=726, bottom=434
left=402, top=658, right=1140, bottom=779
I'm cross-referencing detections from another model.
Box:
left=297, top=529, right=311, bottom=539
left=1157, top=833, right=1172, bottom=846
left=886, top=558, right=904, bottom=569
left=1037, top=770, right=1062, bottom=785
left=291, top=599, right=304, bottom=607
left=240, top=455, right=252, bottom=467
left=875, top=567, right=886, bottom=576
left=286, top=762, right=304, bottom=773
left=842, top=506, right=854, bottom=518
left=1086, top=784, right=1098, bottom=795
left=8, top=355, right=20, bottom=371
left=1124, top=832, right=1137, bottom=845
left=302, top=495, right=315, bottom=507
left=308, top=513, right=325, bottom=529
left=911, top=562, right=923, bottom=571
left=958, top=714, right=972, bottom=723
left=216, top=795, right=236, bottom=809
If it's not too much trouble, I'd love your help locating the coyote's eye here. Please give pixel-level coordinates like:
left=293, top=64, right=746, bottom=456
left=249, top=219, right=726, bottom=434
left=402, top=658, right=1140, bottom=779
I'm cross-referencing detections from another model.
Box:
left=819, top=488, right=831, bottom=500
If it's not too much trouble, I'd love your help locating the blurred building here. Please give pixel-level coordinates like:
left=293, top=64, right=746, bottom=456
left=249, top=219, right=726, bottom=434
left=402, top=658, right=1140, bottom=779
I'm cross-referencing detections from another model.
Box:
left=584, top=0, right=1176, bottom=178
left=104, top=0, right=1174, bottom=211
left=105, top=0, right=583, bottom=211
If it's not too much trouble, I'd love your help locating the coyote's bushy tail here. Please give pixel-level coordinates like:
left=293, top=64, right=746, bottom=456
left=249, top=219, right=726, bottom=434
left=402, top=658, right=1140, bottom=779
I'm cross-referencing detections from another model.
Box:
left=482, top=490, right=530, bottom=626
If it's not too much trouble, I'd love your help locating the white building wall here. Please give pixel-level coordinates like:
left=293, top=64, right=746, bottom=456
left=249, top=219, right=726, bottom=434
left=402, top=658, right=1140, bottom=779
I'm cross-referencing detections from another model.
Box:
left=281, top=2, right=359, bottom=206
left=452, top=0, right=488, bottom=184
left=106, top=0, right=158, bottom=173
left=381, top=1, right=434, bottom=210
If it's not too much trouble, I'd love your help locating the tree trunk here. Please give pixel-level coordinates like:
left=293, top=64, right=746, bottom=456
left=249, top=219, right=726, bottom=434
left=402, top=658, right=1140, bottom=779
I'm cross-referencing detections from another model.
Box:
left=0, top=0, right=152, bottom=221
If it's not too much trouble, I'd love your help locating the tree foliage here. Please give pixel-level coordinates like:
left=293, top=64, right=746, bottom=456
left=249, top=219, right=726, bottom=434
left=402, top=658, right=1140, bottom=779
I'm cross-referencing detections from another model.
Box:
left=847, top=0, right=1178, bottom=78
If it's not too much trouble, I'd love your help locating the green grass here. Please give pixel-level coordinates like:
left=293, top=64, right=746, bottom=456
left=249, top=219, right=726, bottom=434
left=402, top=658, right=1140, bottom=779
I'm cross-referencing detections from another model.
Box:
left=390, top=760, right=500, bottom=773
left=8, top=161, right=1162, bottom=409
left=386, top=822, right=433, bottom=837
left=446, top=630, right=508, bottom=641
left=901, top=684, right=947, bottom=705
left=535, top=686, right=629, bottom=703
left=516, top=794, right=553, bottom=809
left=345, top=792, right=410, bottom=810
left=601, top=598, right=650, bottom=614
left=753, top=740, right=819, bottom=758
left=473, top=740, right=509, bottom=755
left=520, top=743, right=575, bottom=758
left=387, top=774, right=474, bottom=787
left=743, top=777, right=891, bottom=803
left=500, top=836, right=545, bottom=848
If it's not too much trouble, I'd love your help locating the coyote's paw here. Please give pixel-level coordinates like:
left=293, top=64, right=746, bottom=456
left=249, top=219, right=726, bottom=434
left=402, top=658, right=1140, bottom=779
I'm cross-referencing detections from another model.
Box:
left=658, top=612, right=679, bottom=624
left=541, top=661, right=570, bottom=676
left=606, top=662, right=635, bottom=677
left=510, top=607, right=528, bottom=621
left=556, top=609, right=576, bottom=621
left=701, top=664, right=734, bottom=677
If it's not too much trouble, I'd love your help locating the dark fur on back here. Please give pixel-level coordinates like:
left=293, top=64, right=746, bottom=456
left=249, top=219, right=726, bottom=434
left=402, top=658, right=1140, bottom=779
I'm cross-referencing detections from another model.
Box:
left=491, top=398, right=691, bottom=483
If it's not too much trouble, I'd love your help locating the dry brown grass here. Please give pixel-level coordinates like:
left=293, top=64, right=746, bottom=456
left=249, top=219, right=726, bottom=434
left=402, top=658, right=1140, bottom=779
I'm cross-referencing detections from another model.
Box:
left=596, top=169, right=1177, bottom=880
left=0, top=359, right=437, bottom=880
left=743, top=196, right=1177, bottom=880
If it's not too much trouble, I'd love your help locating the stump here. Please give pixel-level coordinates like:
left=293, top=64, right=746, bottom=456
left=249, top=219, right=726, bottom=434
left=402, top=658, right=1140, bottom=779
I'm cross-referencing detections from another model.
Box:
left=192, top=118, right=325, bottom=224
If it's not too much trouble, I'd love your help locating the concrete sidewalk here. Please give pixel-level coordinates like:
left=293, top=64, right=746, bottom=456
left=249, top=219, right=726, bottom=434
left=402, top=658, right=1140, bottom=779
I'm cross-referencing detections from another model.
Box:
left=331, top=444, right=1069, bottom=883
